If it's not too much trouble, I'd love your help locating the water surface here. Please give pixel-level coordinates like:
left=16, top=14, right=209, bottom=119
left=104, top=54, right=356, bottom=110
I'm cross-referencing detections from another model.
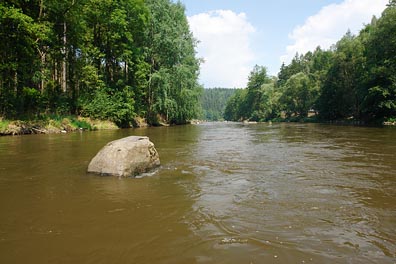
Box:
left=0, top=123, right=395, bottom=263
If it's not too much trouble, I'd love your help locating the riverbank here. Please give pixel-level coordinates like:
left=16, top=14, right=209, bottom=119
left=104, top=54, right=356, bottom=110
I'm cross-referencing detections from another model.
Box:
left=269, top=115, right=396, bottom=126
left=0, top=116, right=118, bottom=136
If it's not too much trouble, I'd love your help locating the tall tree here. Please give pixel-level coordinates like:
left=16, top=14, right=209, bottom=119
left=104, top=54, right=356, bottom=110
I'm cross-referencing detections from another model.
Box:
left=244, top=65, right=272, bottom=120
left=145, top=0, right=202, bottom=124
left=277, top=53, right=306, bottom=87
left=0, top=2, right=50, bottom=117
left=224, top=89, right=247, bottom=121
left=280, top=72, right=315, bottom=118
left=361, top=3, right=396, bottom=121
left=318, top=32, right=365, bottom=120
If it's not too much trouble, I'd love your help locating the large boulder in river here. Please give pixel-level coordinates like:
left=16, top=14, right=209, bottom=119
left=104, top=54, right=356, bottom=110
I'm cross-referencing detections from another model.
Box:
left=87, top=136, right=160, bottom=177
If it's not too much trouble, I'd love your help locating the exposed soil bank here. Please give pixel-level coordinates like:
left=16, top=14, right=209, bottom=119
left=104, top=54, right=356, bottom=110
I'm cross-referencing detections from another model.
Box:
left=0, top=116, right=118, bottom=136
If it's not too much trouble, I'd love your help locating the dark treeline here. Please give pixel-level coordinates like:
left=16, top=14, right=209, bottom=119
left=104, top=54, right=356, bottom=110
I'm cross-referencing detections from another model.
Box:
left=225, top=2, right=396, bottom=124
left=200, top=88, right=236, bottom=121
left=0, top=0, right=202, bottom=127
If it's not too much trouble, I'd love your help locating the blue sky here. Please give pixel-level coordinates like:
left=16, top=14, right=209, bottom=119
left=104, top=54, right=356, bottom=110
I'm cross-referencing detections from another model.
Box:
left=179, top=0, right=388, bottom=88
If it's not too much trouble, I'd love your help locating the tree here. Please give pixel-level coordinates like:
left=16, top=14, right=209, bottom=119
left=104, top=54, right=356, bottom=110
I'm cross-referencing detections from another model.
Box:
left=224, top=89, right=247, bottom=121
left=277, top=53, right=306, bottom=87
left=75, top=0, right=149, bottom=125
left=0, top=2, right=50, bottom=117
left=1, top=0, right=393, bottom=125
left=280, top=72, right=315, bottom=118
left=244, top=65, right=272, bottom=120
left=144, top=0, right=202, bottom=124
left=258, top=82, right=282, bottom=120
left=200, top=88, right=237, bottom=121
left=361, top=4, right=396, bottom=121
left=317, top=32, right=365, bottom=120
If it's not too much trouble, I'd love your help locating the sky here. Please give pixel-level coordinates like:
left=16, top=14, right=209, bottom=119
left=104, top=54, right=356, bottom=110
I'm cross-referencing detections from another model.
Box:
left=179, top=0, right=388, bottom=88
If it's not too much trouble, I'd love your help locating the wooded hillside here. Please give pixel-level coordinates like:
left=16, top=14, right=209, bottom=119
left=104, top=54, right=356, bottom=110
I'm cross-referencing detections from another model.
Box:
left=225, top=2, right=396, bottom=124
left=200, top=88, right=236, bottom=121
left=0, top=0, right=202, bottom=127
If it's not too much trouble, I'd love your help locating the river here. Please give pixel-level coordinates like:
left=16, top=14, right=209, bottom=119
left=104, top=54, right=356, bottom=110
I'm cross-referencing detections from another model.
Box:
left=0, top=122, right=395, bottom=263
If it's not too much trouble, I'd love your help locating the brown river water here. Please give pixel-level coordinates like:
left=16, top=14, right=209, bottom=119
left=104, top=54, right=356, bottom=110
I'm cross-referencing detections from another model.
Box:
left=0, top=122, right=395, bottom=263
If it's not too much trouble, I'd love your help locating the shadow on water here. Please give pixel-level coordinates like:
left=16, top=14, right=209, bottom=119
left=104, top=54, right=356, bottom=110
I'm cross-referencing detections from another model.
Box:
left=0, top=123, right=395, bottom=263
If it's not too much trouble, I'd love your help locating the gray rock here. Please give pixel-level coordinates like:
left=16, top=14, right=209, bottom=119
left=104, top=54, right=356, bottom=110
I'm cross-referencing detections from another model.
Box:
left=87, top=136, right=160, bottom=177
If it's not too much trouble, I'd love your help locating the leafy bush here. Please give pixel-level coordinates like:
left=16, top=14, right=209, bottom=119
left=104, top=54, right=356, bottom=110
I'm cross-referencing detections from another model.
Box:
left=0, top=120, right=10, bottom=132
left=41, top=81, right=71, bottom=115
left=385, top=117, right=396, bottom=123
left=80, top=86, right=135, bottom=127
left=21, top=87, right=42, bottom=116
left=70, top=118, right=92, bottom=130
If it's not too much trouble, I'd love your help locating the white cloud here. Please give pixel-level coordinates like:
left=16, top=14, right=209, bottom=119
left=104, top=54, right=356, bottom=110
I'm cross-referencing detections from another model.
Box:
left=188, top=10, right=256, bottom=88
left=281, top=0, right=388, bottom=64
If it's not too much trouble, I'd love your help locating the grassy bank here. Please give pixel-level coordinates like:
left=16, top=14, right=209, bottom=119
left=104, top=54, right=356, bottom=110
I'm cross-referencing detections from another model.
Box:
left=0, top=116, right=118, bottom=136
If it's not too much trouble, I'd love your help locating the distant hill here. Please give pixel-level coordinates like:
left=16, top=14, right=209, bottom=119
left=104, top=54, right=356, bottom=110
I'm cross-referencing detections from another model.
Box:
left=200, top=88, right=237, bottom=121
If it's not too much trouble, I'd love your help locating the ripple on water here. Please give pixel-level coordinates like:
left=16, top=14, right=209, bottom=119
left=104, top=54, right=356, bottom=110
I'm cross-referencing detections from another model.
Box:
left=1, top=122, right=396, bottom=263
left=184, top=123, right=396, bottom=263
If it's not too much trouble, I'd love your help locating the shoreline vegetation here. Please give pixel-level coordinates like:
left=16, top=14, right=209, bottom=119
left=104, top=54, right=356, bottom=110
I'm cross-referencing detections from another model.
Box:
left=2, top=2, right=395, bottom=135
left=2, top=116, right=394, bottom=136
left=222, top=3, right=395, bottom=125
left=1, top=0, right=202, bottom=130
left=202, top=5, right=395, bottom=127
left=0, top=116, right=118, bottom=136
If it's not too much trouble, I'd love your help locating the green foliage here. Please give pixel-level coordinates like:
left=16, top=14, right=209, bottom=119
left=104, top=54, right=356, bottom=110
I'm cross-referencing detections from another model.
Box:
left=145, top=0, right=202, bottom=125
left=41, top=81, right=71, bottom=116
left=1, top=1, right=394, bottom=125
left=40, top=115, right=91, bottom=130
left=317, top=32, right=365, bottom=120
left=281, top=72, right=316, bottom=118
left=224, top=66, right=279, bottom=122
left=361, top=5, right=396, bottom=121
left=224, top=89, right=247, bottom=121
left=0, top=0, right=200, bottom=126
left=0, top=120, right=10, bottom=132
left=225, top=4, right=395, bottom=124
left=316, top=5, right=396, bottom=122
left=277, top=54, right=307, bottom=87
left=0, top=3, right=48, bottom=117
left=258, top=83, right=282, bottom=120
left=69, top=117, right=92, bottom=130
left=245, top=65, right=272, bottom=120
left=20, top=87, right=42, bottom=117
left=80, top=87, right=135, bottom=127
left=200, top=88, right=236, bottom=121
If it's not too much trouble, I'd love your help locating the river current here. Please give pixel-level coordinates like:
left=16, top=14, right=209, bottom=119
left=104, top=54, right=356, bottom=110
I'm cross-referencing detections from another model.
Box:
left=0, top=122, right=395, bottom=263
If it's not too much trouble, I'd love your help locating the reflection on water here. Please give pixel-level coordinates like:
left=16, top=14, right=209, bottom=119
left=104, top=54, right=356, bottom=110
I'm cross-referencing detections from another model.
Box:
left=0, top=123, right=395, bottom=263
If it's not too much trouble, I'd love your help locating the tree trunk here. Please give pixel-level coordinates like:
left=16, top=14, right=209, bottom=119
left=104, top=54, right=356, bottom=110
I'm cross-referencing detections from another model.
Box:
left=61, top=22, right=67, bottom=93
left=13, top=71, right=18, bottom=93
left=39, top=0, right=43, bottom=19
left=37, top=48, right=46, bottom=93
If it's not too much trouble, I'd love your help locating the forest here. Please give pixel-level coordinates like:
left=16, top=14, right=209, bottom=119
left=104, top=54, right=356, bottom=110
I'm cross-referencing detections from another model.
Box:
left=225, top=1, right=396, bottom=124
left=2, top=1, right=395, bottom=132
left=0, top=0, right=202, bottom=128
left=200, top=88, right=236, bottom=121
